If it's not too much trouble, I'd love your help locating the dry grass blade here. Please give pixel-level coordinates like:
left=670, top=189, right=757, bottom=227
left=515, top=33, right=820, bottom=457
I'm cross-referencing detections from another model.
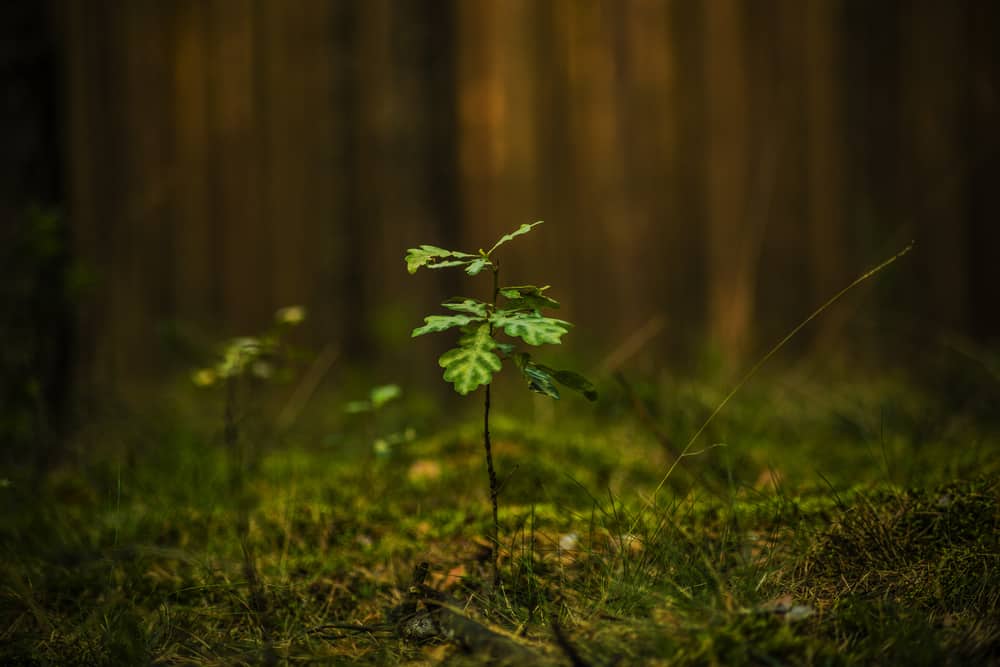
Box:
left=631, top=241, right=916, bottom=533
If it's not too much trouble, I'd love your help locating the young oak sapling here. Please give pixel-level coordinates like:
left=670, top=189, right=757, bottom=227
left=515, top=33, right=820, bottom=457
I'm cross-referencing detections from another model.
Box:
left=405, top=221, right=596, bottom=586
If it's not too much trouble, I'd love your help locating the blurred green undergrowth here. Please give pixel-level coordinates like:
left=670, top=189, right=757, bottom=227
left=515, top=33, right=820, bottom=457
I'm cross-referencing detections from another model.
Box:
left=1, top=351, right=998, bottom=664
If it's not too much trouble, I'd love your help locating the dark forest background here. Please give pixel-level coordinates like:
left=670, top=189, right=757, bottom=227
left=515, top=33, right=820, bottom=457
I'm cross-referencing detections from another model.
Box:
left=3, top=0, right=999, bottom=415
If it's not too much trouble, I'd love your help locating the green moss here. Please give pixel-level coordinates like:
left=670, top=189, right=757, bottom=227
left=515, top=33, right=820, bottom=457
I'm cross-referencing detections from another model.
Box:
left=2, top=373, right=998, bottom=664
left=794, top=476, right=1000, bottom=662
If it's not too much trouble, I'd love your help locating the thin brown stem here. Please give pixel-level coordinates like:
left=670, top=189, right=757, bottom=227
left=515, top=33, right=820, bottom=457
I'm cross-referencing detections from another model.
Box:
left=484, top=263, right=501, bottom=587
left=224, top=375, right=243, bottom=528
left=484, top=383, right=499, bottom=586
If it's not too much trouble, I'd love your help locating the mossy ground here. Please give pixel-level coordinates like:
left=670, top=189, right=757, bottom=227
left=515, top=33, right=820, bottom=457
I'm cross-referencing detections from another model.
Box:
left=2, top=365, right=998, bottom=665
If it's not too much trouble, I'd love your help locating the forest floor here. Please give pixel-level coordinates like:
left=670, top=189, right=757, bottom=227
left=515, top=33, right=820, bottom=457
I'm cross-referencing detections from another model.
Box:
left=2, top=362, right=999, bottom=665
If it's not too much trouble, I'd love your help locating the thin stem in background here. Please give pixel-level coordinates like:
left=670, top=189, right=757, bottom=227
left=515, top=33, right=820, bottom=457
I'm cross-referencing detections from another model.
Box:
left=630, top=241, right=915, bottom=535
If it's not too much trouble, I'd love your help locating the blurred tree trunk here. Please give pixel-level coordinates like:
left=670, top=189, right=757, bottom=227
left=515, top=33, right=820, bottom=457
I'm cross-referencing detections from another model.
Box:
left=64, top=0, right=108, bottom=392
left=902, top=1, right=968, bottom=332
left=354, top=0, right=463, bottom=378
left=563, top=1, right=635, bottom=343
left=746, top=0, right=808, bottom=350
left=122, top=2, right=174, bottom=372
left=206, top=0, right=268, bottom=333
left=65, top=0, right=354, bottom=390
left=171, top=0, right=214, bottom=327
left=668, top=0, right=708, bottom=362
left=1, top=1, right=70, bottom=469
left=455, top=0, right=543, bottom=268
left=805, top=0, right=847, bottom=352
left=256, top=0, right=344, bottom=342
left=615, top=0, right=680, bottom=361
left=703, top=0, right=754, bottom=365
left=258, top=2, right=309, bottom=314
left=967, top=2, right=1000, bottom=341
left=838, top=0, right=903, bottom=355
left=66, top=0, right=163, bottom=387
left=455, top=0, right=502, bottom=251
left=534, top=1, right=576, bottom=328
left=57, top=0, right=996, bottom=394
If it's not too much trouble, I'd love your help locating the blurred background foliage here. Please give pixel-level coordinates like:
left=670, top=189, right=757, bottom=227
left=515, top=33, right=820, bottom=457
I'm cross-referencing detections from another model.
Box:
left=2, top=0, right=998, bottom=431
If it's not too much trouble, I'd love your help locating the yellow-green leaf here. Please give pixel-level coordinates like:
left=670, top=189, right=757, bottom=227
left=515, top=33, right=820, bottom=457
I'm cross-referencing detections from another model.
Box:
left=438, top=324, right=501, bottom=395
left=441, top=298, right=490, bottom=317
left=405, top=245, right=476, bottom=274
left=492, top=311, right=571, bottom=346
left=499, top=285, right=560, bottom=311
left=370, top=384, right=401, bottom=409
left=412, top=314, right=483, bottom=337
left=486, top=221, right=544, bottom=256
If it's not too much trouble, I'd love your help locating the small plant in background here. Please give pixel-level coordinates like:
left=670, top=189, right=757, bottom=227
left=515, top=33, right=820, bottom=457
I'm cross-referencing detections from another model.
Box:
left=406, top=221, right=596, bottom=586
left=343, top=382, right=401, bottom=415
left=343, top=383, right=415, bottom=458
left=191, top=305, right=306, bottom=620
left=192, top=303, right=307, bottom=499
left=191, top=305, right=307, bottom=390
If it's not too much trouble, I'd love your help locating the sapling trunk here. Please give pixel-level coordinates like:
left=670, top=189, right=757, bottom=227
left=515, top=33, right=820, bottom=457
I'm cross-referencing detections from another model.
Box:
left=405, top=221, right=597, bottom=591
left=484, top=263, right=501, bottom=587
left=483, top=383, right=499, bottom=586
left=224, top=375, right=243, bottom=530
left=225, top=373, right=267, bottom=617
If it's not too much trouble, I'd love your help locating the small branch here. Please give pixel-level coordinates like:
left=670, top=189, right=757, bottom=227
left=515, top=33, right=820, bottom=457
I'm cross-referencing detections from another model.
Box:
left=224, top=375, right=245, bottom=534
left=277, top=343, right=339, bottom=430
left=418, top=586, right=542, bottom=662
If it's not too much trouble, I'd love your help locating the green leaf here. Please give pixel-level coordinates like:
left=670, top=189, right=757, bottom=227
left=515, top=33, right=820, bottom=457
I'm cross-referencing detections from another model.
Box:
left=217, top=337, right=271, bottom=378
left=426, top=259, right=475, bottom=270
left=405, top=245, right=450, bottom=273
left=274, top=305, right=307, bottom=326
left=514, top=353, right=560, bottom=399
left=344, top=400, right=372, bottom=414
left=486, top=221, right=544, bottom=256
left=370, top=384, right=401, bottom=409
left=498, top=285, right=541, bottom=299
left=499, top=285, right=560, bottom=311
left=438, top=324, right=501, bottom=395
left=412, top=314, right=484, bottom=337
left=405, top=245, right=476, bottom=274
left=547, top=368, right=598, bottom=402
left=465, top=257, right=490, bottom=275
left=492, top=311, right=571, bottom=346
left=515, top=354, right=598, bottom=402
left=441, top=297, right=489, bottom=317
